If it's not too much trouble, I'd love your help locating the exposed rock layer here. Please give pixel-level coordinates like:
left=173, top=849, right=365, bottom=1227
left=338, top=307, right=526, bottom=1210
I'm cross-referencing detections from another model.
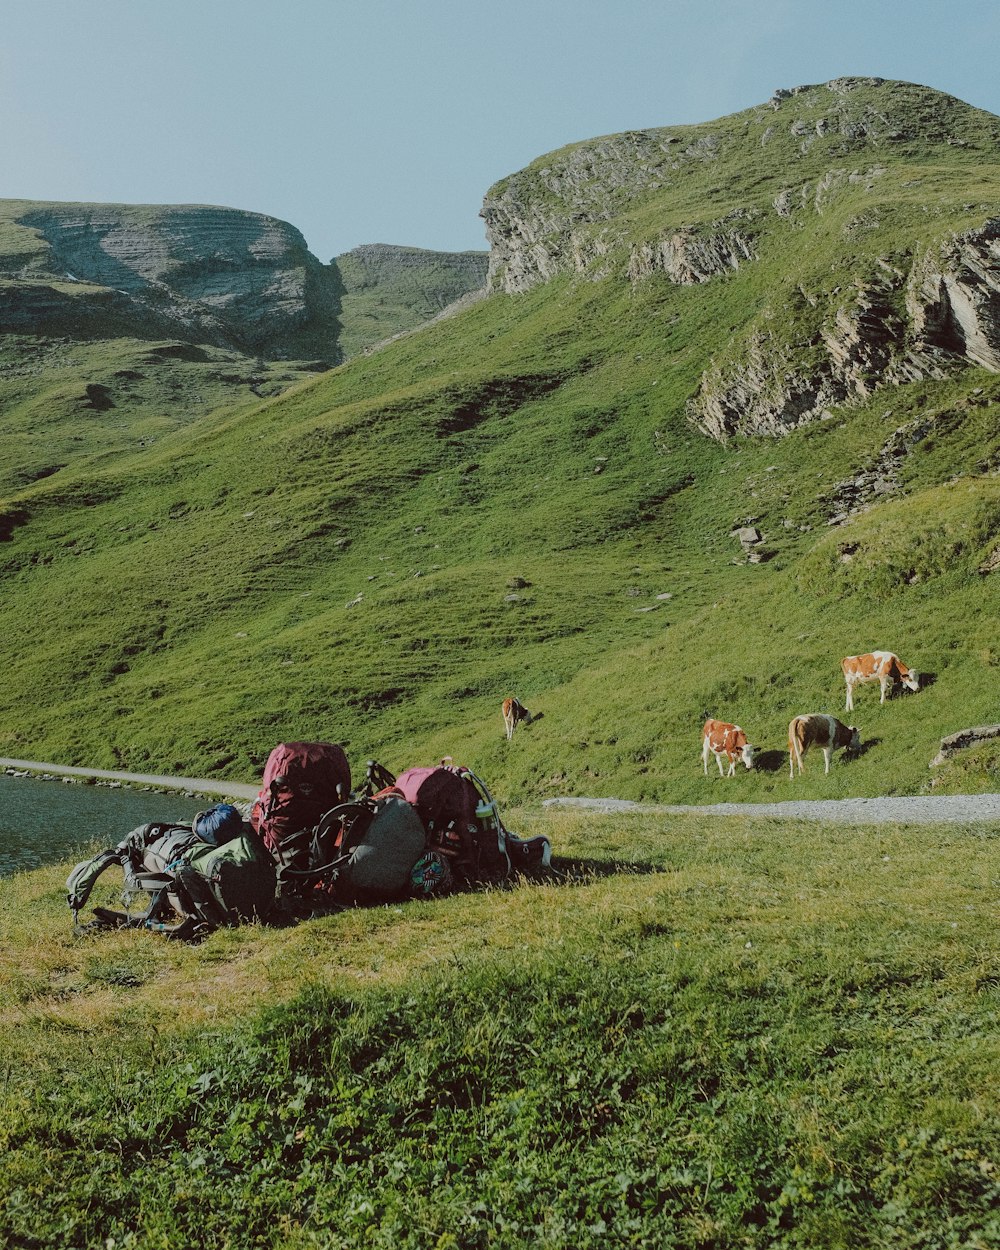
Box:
left=690, top=231, right=1000, bottom=442
left=0, top=203, right=488, bottom=362
left=3, top=203, right=339, bottom=359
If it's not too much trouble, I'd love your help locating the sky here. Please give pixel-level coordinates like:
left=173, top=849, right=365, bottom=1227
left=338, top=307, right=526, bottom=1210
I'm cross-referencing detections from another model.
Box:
left=2, top=0, right=999, bottom=262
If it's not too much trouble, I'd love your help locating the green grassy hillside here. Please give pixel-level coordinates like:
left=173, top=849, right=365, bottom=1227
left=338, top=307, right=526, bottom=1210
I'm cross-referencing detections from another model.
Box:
left=0, top=336, right=328, bottom=496
left=333, top=244, right=488, bottom=360
left=0, top=79, right=997, bottom=802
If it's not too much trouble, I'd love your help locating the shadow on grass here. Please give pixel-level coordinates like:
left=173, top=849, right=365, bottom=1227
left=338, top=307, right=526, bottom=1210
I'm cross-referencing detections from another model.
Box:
left=752, top=749, right=786, bottom=774
left=263, top=859, right=667, bottom=929
left=546, top=855, right=666, bottom=882
left=849, top=736, right=882, bottom=761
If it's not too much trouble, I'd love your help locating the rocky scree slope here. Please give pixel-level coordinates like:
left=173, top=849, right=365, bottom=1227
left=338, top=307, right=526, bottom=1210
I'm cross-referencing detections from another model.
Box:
left=481, top=77, right=1000, bottom=441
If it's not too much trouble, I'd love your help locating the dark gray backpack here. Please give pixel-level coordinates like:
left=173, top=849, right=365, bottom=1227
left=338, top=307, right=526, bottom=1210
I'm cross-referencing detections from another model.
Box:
left=279, top=794, right=429, bottom=905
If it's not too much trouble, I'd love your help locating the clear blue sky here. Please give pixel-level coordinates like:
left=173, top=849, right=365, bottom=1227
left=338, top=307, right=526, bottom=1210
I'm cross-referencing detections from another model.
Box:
left=2, top=0, right=998, bottom=261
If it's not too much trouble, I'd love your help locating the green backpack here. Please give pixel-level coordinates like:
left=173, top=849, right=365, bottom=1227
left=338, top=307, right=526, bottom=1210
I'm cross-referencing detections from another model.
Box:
left=67, top=811, right=277, bottom=940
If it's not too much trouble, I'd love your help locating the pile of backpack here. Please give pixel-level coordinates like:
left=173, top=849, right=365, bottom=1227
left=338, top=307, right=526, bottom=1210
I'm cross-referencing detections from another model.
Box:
left=67, top=740, right=552, bottom=939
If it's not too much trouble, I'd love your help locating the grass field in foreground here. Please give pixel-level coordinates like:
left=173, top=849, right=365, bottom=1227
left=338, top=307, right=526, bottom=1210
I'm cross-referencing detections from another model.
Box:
left=1, top=807, right=997, bottom=1248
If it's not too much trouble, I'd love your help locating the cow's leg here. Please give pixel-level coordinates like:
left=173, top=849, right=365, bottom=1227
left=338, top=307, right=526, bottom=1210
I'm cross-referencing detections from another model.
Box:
left=701, top=737, right=710, bottom=776
left=845, top=681, right=854, bottom=712
left=879, top=676, right=889, bottom=704
left=716, top=752, right=725, bottom=777
left=726, top=756, right=736, bottom=777
left=823, top=745, right=833, bottom=774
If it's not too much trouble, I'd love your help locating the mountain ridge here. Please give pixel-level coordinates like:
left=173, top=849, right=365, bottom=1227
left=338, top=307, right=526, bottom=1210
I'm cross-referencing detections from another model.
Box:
left=482, top=77, right=1000, bottom=440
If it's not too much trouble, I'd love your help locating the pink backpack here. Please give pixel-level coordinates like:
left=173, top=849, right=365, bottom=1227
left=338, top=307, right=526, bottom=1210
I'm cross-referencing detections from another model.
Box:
left=392, top=764, right=514, bottom=884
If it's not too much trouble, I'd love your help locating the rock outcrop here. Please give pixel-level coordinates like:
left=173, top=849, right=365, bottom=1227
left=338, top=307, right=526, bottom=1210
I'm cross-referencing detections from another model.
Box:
left=908, top=219, right=1000, bottom=370
left=821, top=414, right=936, bottom=524
left=689, top=225, right=1000, bottom=443
left=628, top=215, right=758, bottom=286
left=482, top=131, right=669, bottom=293
left=2, top=202, right=341, bottom=359
left=929, top=724, right=1000, bottom=767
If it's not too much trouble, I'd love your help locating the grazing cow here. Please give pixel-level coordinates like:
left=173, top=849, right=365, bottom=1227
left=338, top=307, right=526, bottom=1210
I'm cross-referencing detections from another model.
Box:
left=842, top=651, right=920, bottom=711
left=788, top=714, right=860, bottom=778
left=701, top=719, right=756, bottom=777
left=502, top=696, right=534, bottom=740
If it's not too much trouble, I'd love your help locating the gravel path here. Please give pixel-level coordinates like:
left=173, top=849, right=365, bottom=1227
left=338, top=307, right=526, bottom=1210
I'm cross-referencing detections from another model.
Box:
left=543, top=794, right=1000, bottom=824
left=3, top=756, right=998, bottom=824
left=0, top=757, right=258, bottom=801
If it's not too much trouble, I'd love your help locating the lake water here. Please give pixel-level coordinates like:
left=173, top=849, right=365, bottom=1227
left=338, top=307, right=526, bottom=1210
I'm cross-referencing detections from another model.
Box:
left=0, top=773, right=205, bottom=876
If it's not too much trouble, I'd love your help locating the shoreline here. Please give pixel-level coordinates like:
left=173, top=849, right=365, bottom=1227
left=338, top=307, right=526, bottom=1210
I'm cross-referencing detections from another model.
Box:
left=0, top=757, right=258, bottom=801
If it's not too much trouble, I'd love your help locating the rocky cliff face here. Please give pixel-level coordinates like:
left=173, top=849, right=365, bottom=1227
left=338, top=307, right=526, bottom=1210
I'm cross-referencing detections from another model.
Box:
left=481, top=130, right=673, bottom=292
left=0, top=202, right=341, bottom=360
left=908, top=220, right=1000, bottom=370
left=690, top=225, right=1000, bottom=442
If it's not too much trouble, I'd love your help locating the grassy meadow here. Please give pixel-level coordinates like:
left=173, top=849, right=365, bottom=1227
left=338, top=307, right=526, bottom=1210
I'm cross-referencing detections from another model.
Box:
left=1, top=806, right=997, bottom=1248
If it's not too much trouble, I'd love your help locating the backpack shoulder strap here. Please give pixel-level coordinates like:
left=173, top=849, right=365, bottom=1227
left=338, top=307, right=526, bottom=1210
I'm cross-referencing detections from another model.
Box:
left=66, top=849, right=124, bottom=920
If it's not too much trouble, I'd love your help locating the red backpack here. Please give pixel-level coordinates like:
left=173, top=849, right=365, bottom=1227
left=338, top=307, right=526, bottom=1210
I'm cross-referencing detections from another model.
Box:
left=250, top=742, right=351, bottom=862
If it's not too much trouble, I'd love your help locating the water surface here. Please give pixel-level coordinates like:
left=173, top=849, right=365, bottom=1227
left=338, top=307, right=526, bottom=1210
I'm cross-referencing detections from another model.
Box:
left=0, top=773, right=204, bottom=876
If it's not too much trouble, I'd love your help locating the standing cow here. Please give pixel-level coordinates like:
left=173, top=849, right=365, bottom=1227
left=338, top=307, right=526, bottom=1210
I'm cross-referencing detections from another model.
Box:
left=788, top=714, right=860, bottom=777
left=701, top=719, right=756, bottom=777
left=502, top=697, right=534, bottom=741
left=842, top=651, right=920, bottom=711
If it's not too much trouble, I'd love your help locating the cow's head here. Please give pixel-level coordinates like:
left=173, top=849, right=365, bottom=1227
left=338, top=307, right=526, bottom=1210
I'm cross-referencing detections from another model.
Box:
left=741, top=743, right=756, bottom=770
left=848, top=726, right=861, bottom=751
left=903, top=671, right=920, bottom=692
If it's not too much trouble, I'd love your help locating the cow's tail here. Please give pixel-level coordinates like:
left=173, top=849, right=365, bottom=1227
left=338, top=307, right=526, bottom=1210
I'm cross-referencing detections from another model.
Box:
left=788, top=718, right=804, bottom=777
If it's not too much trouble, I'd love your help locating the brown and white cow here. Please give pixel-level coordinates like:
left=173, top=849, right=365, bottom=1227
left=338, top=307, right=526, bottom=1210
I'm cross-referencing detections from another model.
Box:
left=502, top=697, right=534, bottom=741
left=842, top=651, right=920, bottom=711
left=701, top=719, right=756, bottom=777
left=788, top=714, right=860, bottom=777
